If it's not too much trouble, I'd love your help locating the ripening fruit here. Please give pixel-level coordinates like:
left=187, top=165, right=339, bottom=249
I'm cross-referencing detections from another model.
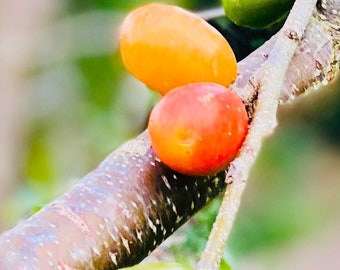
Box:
left=222, top=0, right=295, bottom=29
left=119, top=3, right=237, bottom=95
left=148, top=83, right=248, bottom=176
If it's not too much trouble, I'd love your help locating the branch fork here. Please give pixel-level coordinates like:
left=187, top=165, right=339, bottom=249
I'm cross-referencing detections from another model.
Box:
left=197, top=0, right=319, bottom=268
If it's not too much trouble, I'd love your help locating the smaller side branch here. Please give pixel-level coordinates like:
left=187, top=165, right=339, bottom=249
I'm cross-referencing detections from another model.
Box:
left=197, top=0, right=318, bottom=269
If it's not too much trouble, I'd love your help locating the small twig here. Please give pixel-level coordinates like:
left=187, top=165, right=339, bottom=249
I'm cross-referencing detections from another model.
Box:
left=197, top=0, right=318, bottom=269
left=195, top=7, right=225, bottom=21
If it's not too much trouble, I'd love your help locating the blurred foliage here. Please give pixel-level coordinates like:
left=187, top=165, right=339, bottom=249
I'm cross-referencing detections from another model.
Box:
left=66, top=0, right=220, bottom=12
left=121, top=261, right=192, bottom=270
left=121, top=259, right=230, bottom=270
left=228, top=124, right=323, bottom=257
left=1, top=0, right=339, bottom=269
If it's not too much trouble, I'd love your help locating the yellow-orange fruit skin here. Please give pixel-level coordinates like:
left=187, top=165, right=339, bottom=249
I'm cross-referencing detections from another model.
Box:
left=119, top=3, right=237, bottom=95
left=148, top=83, right=248, bottom=176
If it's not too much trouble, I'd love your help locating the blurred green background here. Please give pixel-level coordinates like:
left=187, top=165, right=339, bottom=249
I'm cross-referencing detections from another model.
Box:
left=0, top=0, right=339, bottom=269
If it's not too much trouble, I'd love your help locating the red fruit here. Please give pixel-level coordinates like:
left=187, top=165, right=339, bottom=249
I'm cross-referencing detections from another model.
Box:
left=148, top=83, right=248, bottom=176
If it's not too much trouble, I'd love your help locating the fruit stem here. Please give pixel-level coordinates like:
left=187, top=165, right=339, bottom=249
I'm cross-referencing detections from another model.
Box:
left=197, top=0, right=318, bottom=269
left=196, top=7, right=225, bottom=21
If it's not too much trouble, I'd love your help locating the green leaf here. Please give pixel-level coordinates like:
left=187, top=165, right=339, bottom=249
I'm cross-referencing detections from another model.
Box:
left=220, top=258, right=232, bottom=270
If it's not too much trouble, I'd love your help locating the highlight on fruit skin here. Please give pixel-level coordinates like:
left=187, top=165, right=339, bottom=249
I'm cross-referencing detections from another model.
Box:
left=119, top=3, right=237, bottom=95
left=148, top=82, right=248, bottom=176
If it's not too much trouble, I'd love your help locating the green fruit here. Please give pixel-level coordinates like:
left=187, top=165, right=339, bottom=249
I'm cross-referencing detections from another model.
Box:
left=222, top=0, right=295, bottom=29
left=121, top=262, right=191, bottom=270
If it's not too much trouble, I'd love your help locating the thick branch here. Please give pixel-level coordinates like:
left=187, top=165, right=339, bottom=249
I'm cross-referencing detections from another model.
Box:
left=0, top=133, right=226, bottom=269
left=0, top=1, right=338, bottom=269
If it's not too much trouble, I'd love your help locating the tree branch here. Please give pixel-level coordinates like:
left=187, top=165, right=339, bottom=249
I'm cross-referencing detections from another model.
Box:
left=0, top=1, right=338, bottom=269
left=197, top=0, right=318, bottom=268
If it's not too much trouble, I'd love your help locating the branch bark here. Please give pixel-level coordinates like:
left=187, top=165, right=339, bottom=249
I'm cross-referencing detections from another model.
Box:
left=0, top=1, right=338, bottom=269
left=198, top=0, right=319, bottom=268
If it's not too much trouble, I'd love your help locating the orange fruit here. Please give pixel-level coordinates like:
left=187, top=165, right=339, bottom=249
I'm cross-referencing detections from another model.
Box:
left=119, top=3, right=237, bottom=95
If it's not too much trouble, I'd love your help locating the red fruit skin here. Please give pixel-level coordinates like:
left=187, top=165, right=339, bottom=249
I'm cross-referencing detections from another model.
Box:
left=148, top=83, right=248, bottom=176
